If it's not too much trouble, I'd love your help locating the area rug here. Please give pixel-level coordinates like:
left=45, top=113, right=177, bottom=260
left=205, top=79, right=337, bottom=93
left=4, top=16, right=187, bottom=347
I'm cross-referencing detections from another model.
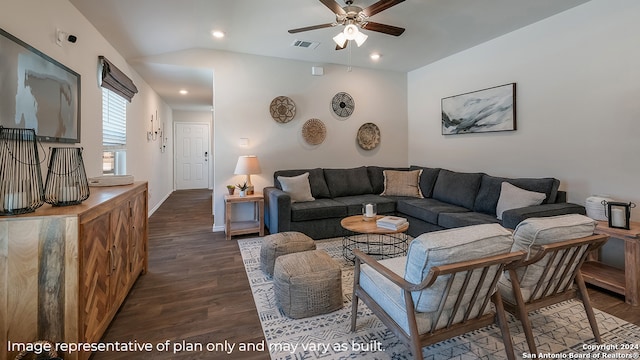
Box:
left=239, top=237, right=640, bottom=359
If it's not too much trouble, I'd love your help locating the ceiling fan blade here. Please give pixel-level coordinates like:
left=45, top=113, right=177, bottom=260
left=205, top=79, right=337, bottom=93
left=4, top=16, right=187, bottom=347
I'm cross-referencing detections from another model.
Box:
left=362, top=0, right=406, bottom=17
left=361, top=21, right=405, bottom=36
left=288, top=23, right=335, bottom=34
left=319, top=0, right=346, bottom=15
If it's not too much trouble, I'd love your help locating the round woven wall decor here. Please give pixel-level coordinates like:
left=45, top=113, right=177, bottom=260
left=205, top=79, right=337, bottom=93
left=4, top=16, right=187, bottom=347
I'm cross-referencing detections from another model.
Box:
left=269, top=96, right=296, bottom=123
left=357, top=123, right=380, bottom=150
left=331, top=92, right=355, bottom=118
left=302, top=118, right=326, bottom=145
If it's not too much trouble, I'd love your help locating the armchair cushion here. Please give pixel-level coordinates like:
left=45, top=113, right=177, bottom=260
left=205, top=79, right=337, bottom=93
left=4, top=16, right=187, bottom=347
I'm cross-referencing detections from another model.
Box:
left=498, top=214, right=596, bottom=301
left=404, top=224, right=513, bottom=312
left=360, top=256, right=482, bottom=335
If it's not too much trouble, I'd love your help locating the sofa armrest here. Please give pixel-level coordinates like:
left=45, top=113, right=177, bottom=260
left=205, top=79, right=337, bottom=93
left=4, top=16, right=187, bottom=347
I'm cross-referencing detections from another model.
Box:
left=501, top=202, right=586, bottom=230
left=264, top=186, right=292, bottom=234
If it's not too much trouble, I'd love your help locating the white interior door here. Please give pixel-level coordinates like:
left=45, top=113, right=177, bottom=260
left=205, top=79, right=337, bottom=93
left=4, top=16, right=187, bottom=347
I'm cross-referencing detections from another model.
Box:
left=175, top=122, right=210, bottom=189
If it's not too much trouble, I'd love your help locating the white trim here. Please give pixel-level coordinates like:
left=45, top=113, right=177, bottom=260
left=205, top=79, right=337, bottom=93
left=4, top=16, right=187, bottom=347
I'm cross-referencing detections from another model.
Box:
left=148, top=190, right=173, bottom=217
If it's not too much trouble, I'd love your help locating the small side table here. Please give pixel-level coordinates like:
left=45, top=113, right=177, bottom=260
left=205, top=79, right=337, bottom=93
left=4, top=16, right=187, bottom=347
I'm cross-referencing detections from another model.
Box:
left=224, top=193, right=264, bottom=240
left=582, top=220, right=640, bottom=306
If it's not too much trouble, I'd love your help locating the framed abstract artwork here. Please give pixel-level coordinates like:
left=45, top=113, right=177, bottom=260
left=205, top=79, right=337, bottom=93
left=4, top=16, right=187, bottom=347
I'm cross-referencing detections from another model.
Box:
left=441, top=83, right=516, bottom=135
left=0, top=28, right=81, bottom=143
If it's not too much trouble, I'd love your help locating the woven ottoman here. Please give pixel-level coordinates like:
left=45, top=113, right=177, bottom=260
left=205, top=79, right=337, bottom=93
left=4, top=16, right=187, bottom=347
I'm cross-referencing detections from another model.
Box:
left=260, top=231, right=316, bottom=277
left=273, top=250, right=343, bottom=319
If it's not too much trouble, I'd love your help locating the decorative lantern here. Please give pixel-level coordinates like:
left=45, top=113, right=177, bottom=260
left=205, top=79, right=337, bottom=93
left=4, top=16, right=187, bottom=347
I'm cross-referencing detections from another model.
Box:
left=607, top=201, right=636, bottom=230
left=0, top=127, right=44, bottom=215
left=44, top=147, right=90, bottom=206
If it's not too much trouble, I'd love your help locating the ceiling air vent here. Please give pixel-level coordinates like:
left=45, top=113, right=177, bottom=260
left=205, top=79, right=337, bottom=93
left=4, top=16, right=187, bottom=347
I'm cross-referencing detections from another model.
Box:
left=291, top=40, right=320, bottom=49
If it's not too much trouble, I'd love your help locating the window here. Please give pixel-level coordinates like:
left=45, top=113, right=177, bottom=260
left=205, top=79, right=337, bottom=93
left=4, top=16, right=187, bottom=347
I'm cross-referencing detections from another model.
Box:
left=102, top=88, right=127, bottom=175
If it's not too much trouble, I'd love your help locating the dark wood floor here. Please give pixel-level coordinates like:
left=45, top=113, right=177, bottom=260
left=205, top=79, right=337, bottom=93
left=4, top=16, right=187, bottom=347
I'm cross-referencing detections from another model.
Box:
left=94, top=189, right=269, bottom=359
left=96, top=189, right=639, bottom=359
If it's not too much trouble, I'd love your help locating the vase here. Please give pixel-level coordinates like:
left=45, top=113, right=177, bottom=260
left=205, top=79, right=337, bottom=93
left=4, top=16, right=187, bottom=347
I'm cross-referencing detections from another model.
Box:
left=239, top=190, right=246, bottom=197
left=227, top=188, right=235, bottom=195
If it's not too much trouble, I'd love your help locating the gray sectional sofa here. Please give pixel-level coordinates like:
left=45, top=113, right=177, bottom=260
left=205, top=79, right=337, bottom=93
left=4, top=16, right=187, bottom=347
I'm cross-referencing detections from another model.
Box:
left=263, top=166, right=586, bottom=239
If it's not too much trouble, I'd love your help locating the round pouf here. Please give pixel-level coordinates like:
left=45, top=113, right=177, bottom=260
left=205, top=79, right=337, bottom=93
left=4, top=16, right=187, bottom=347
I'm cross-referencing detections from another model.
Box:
left=273, top=250, right=343, bottom=319
left=260, top=231, right=316, bottom=277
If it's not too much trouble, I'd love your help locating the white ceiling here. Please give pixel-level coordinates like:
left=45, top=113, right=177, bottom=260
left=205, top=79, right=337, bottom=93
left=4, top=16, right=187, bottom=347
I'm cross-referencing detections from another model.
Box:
left=68, top=0, right=590, bottom=111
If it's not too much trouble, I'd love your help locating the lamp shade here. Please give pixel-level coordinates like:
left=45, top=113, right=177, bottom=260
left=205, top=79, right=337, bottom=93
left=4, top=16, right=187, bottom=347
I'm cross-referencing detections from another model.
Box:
left=234, top=155, right=262, bottom=175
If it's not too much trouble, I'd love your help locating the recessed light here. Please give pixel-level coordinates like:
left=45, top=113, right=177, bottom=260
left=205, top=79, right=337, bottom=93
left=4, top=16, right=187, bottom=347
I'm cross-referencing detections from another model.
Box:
left=179, top=89, right=188, bottom=95
left=370, top=53, right=381, bottom=60
left=212, top=31, right=225, bottom=39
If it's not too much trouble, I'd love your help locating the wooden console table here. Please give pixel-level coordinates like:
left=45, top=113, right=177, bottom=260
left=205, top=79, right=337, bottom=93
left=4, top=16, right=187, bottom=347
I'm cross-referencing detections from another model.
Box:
left=224, top=193, right=264, bottom=240
left=0, top=182, right=148, bottom=360
left=581, top=220, right=640, bottom=306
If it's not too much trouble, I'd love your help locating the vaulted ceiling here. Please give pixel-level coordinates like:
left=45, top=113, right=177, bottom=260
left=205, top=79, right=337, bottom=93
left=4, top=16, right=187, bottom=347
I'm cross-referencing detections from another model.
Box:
left=69, top=0, right=590, bottom=110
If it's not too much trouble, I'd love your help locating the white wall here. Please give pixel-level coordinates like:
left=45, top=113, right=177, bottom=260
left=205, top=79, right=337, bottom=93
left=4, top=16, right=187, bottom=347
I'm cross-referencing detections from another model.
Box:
left=0, top=0, right=174, bottom=214
left=408, top=0, right=640, bottom=222
left=141, top=49, right=408, bottom=230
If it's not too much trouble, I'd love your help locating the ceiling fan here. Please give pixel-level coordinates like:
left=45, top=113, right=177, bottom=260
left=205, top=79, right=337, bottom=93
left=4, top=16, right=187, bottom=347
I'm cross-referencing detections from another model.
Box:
left=288, top=0, right=406, bottom=50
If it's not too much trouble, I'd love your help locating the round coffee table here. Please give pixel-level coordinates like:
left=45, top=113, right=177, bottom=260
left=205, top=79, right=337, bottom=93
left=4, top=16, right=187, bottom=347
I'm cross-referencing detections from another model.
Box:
left=340, top=215, right=409, bottom=262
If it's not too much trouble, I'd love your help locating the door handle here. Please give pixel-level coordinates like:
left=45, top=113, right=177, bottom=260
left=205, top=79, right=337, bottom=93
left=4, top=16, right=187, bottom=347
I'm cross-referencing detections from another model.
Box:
left=204, top=151, right=208, bottom=161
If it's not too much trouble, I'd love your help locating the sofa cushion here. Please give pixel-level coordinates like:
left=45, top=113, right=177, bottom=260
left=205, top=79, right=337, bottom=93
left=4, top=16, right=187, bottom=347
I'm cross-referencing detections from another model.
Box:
left=409, top=166, right=441, bottom=198
left=290, top=199, right=347, bottom=221
left=274, top=168, right=331, bottom=199
left=381, top=169, right=424, bottom=198
left=277, top=172, right=315, bottom=203
left=367, top=166, right=410, bottom=194
left=501, top=203, right=587, bottom=230
left=431, top=169, right=483, bottom=210
left=324, top=166, right=373, bottom=198
left=498, top=214, right=596, bottom=302
left=438, top=211, right=500, bottom=229
left=333, top=194, right=397, bottom=216
left=397, top=198, right=469, bottom=224
left=404, top=224, right=513, bottom=312
left=474, top=174, right=560, bottom=215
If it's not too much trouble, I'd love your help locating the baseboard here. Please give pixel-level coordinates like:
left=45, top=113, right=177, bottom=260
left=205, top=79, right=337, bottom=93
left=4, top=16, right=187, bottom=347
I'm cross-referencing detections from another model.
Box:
left=212, top=225, right=225, bottom=232
left=149, top=190, right=173, bottom=217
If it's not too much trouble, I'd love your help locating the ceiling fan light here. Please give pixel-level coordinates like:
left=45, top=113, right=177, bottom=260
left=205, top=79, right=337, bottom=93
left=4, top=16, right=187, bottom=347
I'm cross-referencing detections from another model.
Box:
left=343, top=24, right=359, bottom=40
left=354, top=31, right=368, bottom=47
left=333, top=32, right=347, bottom=47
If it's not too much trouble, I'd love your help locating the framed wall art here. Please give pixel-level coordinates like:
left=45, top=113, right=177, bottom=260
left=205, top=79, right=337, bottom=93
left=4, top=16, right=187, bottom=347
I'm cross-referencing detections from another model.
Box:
left=441, top=83, right=516, bottom=135
left=0, top=28, right=81, bottom=143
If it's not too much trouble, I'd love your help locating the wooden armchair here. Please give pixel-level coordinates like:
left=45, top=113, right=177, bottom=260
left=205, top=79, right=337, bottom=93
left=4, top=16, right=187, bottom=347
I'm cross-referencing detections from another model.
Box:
left=350, top=224, right=527, bottom=360
left=500, top=233, right=609, bottom=354
left=496, top=214, right=609, bottom=354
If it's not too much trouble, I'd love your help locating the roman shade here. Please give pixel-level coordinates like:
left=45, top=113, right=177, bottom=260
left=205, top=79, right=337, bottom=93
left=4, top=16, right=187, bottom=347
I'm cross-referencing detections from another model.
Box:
left=99, top=56, right=138, bottom=102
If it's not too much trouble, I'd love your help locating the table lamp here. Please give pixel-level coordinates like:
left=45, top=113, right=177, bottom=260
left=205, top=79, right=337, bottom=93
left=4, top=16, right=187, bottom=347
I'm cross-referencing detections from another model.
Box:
left=234, top=155, right=261, bottom=195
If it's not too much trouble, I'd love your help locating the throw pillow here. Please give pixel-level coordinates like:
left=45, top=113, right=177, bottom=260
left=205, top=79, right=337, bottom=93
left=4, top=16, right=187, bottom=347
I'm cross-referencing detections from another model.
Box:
left=496, top=182, right=546, bottom=220
left=380, top=169, right=424, bottom=198
left=277, top=172, right=315, bottom=203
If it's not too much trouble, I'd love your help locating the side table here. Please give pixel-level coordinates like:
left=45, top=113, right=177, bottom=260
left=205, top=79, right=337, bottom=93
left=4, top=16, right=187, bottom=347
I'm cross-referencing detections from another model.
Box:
left=581, top=220, right=640, bottom=306
left=224, top=193, right=264, bottom=240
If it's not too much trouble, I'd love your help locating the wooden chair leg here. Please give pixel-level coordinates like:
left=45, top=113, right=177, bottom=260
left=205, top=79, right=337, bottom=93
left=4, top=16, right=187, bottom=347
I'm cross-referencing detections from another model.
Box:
left=576, top=272, right=602, bottom=343
left=493, top=293, right=516, bottom=360
left=351, top=259, right=361, bottom=332
left=350, top=293, right=359, bottom=332
left=509, top=269, right=538, bottom=354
